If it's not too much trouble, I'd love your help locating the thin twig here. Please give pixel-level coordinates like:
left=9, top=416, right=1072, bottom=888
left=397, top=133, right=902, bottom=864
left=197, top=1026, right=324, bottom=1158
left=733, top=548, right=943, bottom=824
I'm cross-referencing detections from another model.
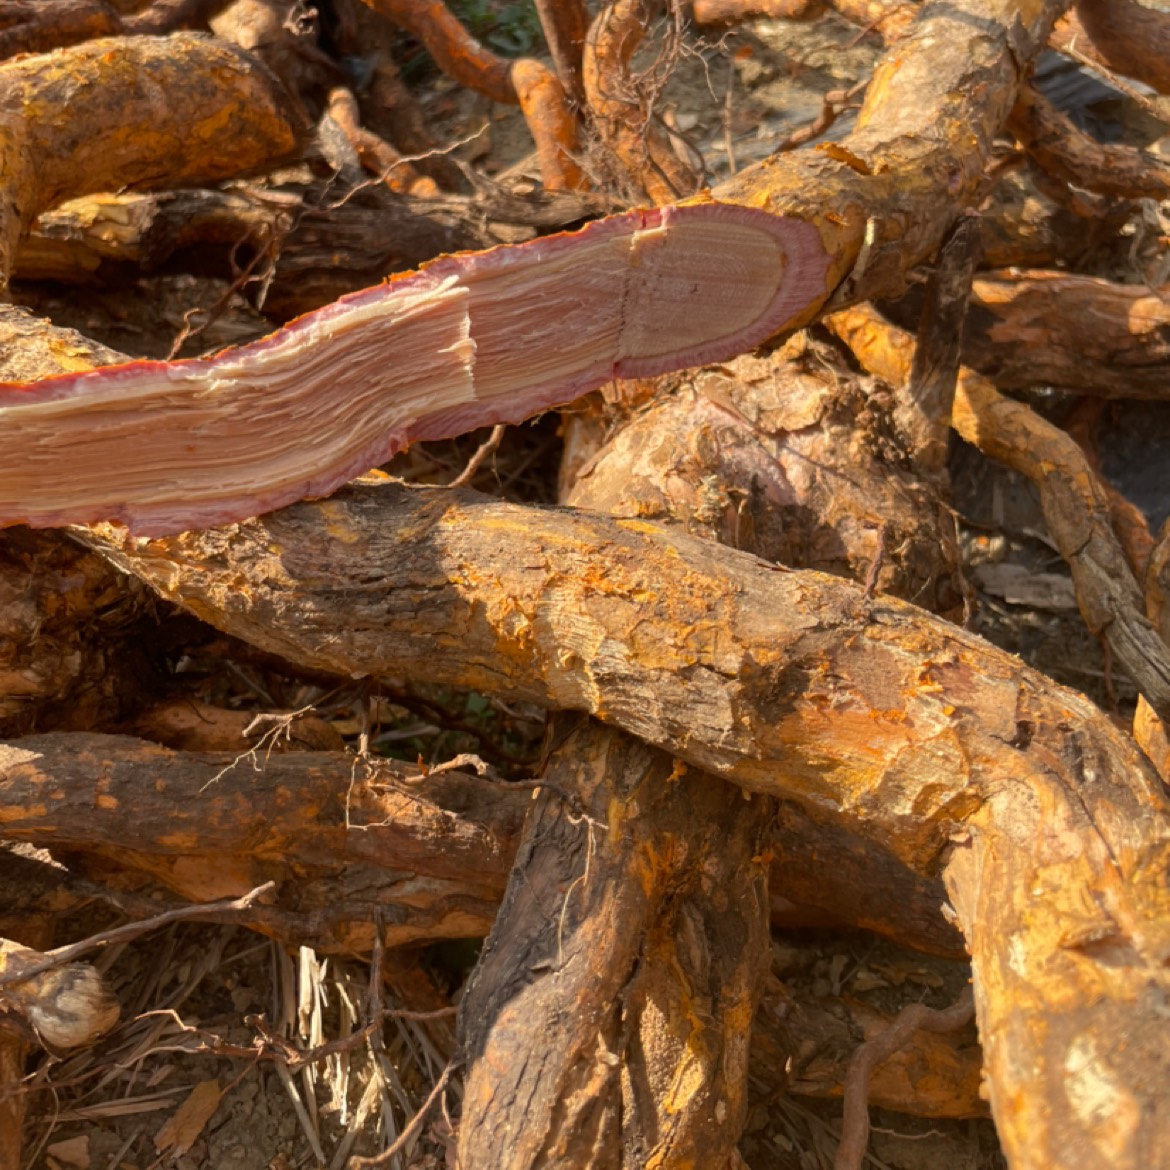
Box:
left=775, top=78, right=868, bottom=153
left=449, top=424, right=507, bottom=488
left=348, top=1058, right=461, bottom=1170
left=834, top=987, right=975, bottom=1170
left=0, top=884, right=276, bottom=988
left=722, top=58, right=737, bottom=175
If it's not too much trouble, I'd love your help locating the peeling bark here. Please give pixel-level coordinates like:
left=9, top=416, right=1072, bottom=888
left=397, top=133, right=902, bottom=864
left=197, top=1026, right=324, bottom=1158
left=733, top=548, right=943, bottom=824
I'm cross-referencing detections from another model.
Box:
left=962, top=271, right=1170, bottom=400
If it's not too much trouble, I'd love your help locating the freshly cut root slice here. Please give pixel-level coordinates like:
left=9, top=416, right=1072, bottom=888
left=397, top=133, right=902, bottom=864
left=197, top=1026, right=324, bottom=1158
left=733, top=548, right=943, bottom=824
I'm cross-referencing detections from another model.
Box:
left=0, top=204, right=828, bottom=535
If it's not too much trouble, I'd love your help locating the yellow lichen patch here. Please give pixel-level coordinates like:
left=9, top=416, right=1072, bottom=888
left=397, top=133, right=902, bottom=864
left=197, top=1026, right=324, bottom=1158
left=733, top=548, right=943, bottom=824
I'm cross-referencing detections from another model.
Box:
left=317, top=500, right=363, bottom=544
left=0, top=802, right=48, bottom=824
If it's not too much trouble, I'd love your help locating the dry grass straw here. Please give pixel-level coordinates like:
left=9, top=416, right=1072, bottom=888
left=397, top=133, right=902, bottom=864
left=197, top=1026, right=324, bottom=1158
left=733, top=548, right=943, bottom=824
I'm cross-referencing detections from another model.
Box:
left=21, top=918, right=456, bottom=1169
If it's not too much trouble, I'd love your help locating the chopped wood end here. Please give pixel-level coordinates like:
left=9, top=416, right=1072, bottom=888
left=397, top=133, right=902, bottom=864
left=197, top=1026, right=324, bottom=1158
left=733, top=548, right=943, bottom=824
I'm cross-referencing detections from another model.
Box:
left=0, top=203, right=829, bottom=535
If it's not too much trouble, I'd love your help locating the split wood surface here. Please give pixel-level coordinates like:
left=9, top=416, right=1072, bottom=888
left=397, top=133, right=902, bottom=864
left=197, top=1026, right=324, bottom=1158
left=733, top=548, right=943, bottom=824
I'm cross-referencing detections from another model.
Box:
left=2, top=0, right=1170, bottom=1167
left=1, top=0, right=1068, bottom=534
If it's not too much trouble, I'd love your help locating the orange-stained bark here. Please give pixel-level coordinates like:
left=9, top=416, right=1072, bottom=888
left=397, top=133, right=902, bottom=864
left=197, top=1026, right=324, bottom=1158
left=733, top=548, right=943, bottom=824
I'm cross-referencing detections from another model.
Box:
left=0, top=32, right=306, bottom=287
left=828, top=303, right=1170, bottom=1168
left=714, top=0, right=1068, bottom=311
left=325, top=87, right=440, bottom=196
left=0, top=732, right=526, bottom=953
left=828, top=304, right=1170, bottom=722
left=0, top=725, right=958, bottom=960
left=462, top=317, right=959, bottom=1165
left=828, top=0, right=917, bottom=39
left=582, top=0, right=701, bottom=204
left=457, top=719, right=772, bottom=1169
left=359, top=0, right=516, bottom=104
left=511, top=58, right=588, bottom=191
left=79, top=480, right=1170, bottom=1170
left=0, top=726, right=972, bottom=1132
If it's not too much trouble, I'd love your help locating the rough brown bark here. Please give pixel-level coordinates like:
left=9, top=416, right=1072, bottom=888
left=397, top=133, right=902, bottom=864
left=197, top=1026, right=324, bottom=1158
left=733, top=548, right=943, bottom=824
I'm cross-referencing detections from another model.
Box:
left=498, top=323, right=961, bottom=1165
left=1008, top=84, right=1170, bottom=202
left=0, top=527, right=160, bottom=739
left=567, top=346, right=960, bottom=612
left=976, top=164, right=1122, bottom=270
left=0, top=32, right=307, bottom=288
left=1073, top=0, right=1170, bottom=95
left=0, top=724, right=964, bottom=970
left=533, top=0, right=590, bottom=103
left=0, top=729, right=977, bottom=1137
left=2, top=1, right=1168, bottom=1164
left=458, top=719, right=772, bottom=1169
left=829, top=303, right=1170, bottom=723
left=0, top=0, right=122, bottom=59
left=0, top=732, right=525, bottom=953
left=77, top=481, right=1170, bottom=1170
left=962, top=271, right=1170, bottom=400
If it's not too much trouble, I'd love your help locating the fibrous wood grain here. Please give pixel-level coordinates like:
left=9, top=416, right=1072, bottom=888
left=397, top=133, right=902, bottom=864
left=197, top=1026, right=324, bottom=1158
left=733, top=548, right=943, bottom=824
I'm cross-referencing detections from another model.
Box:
left=0, top=0, right=1071, bottom=534
left=0, top=203, right=828, bottom=534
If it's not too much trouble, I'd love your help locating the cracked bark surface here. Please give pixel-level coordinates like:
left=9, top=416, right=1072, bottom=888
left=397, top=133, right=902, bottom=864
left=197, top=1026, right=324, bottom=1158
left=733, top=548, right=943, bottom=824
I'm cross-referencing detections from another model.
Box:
left=80, top=474, right=1170, bottom=1170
